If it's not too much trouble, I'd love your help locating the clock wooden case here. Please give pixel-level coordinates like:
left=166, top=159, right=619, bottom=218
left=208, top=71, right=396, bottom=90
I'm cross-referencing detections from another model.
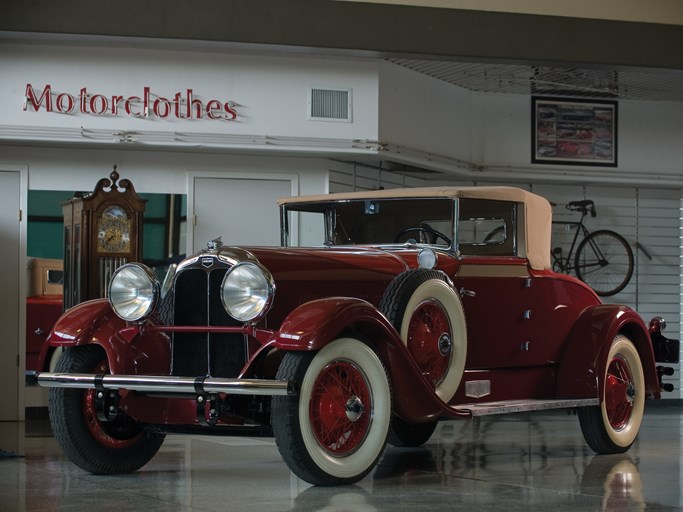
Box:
left=62, top=166, right=146, bottom=309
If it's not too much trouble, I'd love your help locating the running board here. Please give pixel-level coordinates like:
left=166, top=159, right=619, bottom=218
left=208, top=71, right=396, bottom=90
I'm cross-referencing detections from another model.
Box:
left=452, top=398, right=599, bottom=417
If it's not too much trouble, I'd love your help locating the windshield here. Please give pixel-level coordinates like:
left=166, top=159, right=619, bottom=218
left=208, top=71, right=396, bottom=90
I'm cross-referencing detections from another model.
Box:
left=282, top=197, right=455, bottom=248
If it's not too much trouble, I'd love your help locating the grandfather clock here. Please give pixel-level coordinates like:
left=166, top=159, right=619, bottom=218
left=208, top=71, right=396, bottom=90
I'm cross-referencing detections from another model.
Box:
left=62, top=165, right=146, bottom=309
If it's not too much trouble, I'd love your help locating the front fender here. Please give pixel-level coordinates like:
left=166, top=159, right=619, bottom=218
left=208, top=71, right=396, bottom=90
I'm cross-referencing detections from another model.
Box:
left=274, top=297, right=465, bottom=423
left=557, top=304, right=660, bottom=400
left=47, top=298, right=170, bottom=375
left=275, top=297, right=393, bottom=351
left=48, top=299, right=128, bottom=345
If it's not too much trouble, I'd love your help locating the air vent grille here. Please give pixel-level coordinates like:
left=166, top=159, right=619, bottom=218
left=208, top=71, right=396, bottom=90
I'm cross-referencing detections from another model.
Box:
left=308, top=88, right=352, bottom=122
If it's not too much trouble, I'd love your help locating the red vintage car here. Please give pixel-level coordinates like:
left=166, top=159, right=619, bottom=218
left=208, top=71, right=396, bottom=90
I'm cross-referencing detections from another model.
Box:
left=28, top=186, right=678, bottom=486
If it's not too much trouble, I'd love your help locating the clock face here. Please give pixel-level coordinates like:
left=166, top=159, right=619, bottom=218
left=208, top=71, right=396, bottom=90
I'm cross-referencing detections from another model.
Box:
left=97, top=205, right=131, bottom=253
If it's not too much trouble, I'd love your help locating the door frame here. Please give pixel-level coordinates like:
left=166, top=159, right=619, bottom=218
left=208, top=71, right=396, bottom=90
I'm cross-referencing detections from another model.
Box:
left=186, top=171, right=299, bottom=253
left=0, top=164, right=28, bottom=421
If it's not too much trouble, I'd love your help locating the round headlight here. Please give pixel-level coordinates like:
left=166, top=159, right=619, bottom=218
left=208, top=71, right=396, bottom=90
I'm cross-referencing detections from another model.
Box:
left=221, top=262, right=275, bottom=322
left=109, top=263, right=159, bottom=322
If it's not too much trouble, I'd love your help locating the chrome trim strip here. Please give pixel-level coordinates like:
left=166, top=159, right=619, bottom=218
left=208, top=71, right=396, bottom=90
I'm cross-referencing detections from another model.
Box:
left=452, top=398, right=599, bottom=417
left=32, top=372, right=295, bottom=396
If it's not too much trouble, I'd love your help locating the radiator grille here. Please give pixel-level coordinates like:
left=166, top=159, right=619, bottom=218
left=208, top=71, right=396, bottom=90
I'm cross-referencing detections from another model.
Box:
left=170, top=265, right=246, bottom=378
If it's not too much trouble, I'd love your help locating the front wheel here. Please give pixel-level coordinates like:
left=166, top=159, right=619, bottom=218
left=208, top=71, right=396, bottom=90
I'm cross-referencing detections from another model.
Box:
left=272, top=338, right=391, bottom=486
left=574, top=230, right=634, bottom=296
left=578, top=335, right=645, bottom=454
left=48, top=345, right=165, bottom=474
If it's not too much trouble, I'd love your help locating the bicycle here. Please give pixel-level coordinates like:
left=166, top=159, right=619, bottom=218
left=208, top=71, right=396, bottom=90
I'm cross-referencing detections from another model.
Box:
left=552, top=200, right=634, bottom=297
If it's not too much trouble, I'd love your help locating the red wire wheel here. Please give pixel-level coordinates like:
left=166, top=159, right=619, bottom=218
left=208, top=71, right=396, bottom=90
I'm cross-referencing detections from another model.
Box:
left=82, top=360, right=143, bottom=450
left=578, top=335, right=645, bottom=454
left=309, top=361, right=371, bottom=455
left=604, top=355, right=636, bottom=430
left=406, top=299, right=452, bottom=387
left=272, top=337, right=391, bottom=486
left=49, top=345, right=165, bottom=474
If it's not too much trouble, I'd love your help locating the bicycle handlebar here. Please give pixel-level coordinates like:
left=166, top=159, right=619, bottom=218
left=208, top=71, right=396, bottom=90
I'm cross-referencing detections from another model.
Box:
left=566, top=200, right=596, bottom=217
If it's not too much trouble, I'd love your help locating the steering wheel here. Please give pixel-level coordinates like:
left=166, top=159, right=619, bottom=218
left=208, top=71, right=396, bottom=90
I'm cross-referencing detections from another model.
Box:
left=394, top=226, right=451, bottom=245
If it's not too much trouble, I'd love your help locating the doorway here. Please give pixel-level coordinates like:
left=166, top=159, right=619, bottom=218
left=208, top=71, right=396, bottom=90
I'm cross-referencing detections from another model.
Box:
left=189, top=175, right=297, bottom=252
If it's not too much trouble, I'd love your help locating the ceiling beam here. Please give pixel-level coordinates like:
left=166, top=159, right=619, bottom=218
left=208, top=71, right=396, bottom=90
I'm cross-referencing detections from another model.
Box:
left=2, top=0, right=683, bottom=71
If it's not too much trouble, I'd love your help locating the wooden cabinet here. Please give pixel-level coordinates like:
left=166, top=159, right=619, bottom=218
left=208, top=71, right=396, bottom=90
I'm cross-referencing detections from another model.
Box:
left=62, top=166, right=146, bottom=308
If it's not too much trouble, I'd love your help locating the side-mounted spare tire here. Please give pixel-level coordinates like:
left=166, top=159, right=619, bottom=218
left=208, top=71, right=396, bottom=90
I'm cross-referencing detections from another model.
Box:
left=379, top=269, right=467, bottom=403
left=379, top=269, right=466, bottom=447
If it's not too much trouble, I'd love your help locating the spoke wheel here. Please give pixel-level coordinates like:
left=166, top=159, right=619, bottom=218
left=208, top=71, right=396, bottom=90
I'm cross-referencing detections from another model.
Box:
left=310, top=360, right=372, bottom=456
left=380, top=269, right=466, bottom=403
left=407, top=300, right=452, bottom=387
left=49, top=346, right=165, bottom=474
left=81, top=360, right=142, bottom=450
left=578, top=335, right=644, bottom=454
left=272, top=338, right=391, bottom=486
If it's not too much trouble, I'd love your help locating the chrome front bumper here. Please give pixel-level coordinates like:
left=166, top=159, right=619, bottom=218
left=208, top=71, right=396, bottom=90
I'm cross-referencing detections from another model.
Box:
left=26, top=371, right=295, bottom=396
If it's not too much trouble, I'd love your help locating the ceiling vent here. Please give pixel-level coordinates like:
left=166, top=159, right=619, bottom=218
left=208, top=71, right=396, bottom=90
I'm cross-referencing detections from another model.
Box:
left=308, top=87, right=352, bottom=122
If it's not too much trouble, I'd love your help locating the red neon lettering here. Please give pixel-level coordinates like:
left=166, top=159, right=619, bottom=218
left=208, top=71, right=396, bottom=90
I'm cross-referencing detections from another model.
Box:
left=188, top=89, right=205, bottom=119
left=125, top=96, right=142, bottom=116
left=173, top=92, right=186, bottom=119
left=153, top=98, right=171, bottom=118
left=89, top=94, right=108, bottom=115
left=55, top=93, right=75, bottom=114
left=206, top=100, right=222, bottom=119
left=143, top=86, right=150, bottom=117
left=224, top=101, right=238, bottom=120
left=24, top=85, right=237, bottom=121
left=24, top=84, right=52, bottom=112
left=79, top=87, right=89, bottom=114
left=111, top=95, right=124, bottom=115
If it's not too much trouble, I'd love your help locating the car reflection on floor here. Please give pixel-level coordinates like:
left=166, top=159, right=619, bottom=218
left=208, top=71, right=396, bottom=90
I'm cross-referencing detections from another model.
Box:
left=2, top=407, right=679, bottom=512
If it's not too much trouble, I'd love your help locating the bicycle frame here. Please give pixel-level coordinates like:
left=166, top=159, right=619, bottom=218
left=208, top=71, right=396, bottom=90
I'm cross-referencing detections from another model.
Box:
left=551, top=219, right=587, bottom=273
left=551, top=216, right=609, bottom=275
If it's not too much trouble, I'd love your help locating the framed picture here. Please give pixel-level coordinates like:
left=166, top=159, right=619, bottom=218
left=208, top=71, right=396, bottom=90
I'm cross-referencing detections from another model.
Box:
left=532, top=97, right=618, bottom=166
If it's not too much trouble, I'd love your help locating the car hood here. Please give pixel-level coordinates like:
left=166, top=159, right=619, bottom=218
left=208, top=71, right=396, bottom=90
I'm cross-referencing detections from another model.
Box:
left=221, top=246, right=412, bottom=325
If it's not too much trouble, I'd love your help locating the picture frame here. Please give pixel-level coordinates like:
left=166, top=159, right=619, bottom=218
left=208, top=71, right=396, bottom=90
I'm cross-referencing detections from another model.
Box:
left=531, top=97, right=618, bottom=167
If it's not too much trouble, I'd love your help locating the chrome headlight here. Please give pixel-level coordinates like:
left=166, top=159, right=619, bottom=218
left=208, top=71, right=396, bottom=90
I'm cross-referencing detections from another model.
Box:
left=109, top=263, right=159, bottom=322
left=221, top=262, right=275, bottom=322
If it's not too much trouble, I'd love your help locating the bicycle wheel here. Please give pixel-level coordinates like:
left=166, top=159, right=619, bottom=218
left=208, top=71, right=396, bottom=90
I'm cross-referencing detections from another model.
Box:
left=574, top=230, right=634, bottom=296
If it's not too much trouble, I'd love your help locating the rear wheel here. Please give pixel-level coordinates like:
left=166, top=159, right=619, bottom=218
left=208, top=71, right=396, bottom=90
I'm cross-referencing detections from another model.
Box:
left=48, top=345, right=165, bottom=474
left=272, top=338, right=391, bottom=486
left=578, top=335, right=645, bottom=453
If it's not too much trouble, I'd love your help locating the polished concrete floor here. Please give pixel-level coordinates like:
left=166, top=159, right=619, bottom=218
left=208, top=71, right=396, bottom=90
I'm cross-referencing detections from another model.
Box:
left=1, top=404, right=682, bottom=511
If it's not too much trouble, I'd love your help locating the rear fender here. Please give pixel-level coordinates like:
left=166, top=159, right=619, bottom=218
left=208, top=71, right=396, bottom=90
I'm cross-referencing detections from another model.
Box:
left=47, top=298, right=170, bottom=375
left=274, top=297, right=462, bottom=422
left=557, top=304, right=660, bottom=400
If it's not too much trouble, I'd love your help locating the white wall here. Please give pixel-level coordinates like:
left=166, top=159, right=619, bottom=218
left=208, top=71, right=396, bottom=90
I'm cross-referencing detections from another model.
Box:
left=472, top=93, right=683, bottom=174
left=0, top=43, right=380, bottom=145
left=377, top=63, right=683, bottom=183
left=378, top=61, right=472, bottom=160
left=1, top=145, right=328, bottom=197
